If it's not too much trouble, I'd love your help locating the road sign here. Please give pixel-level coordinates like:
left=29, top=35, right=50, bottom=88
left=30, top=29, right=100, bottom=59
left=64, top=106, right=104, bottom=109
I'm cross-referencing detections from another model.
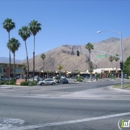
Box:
left=97, top=54, right=106, bottom=58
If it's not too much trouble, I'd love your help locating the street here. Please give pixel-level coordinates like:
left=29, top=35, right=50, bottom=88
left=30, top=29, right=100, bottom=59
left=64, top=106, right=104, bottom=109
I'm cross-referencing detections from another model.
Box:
left=0, top=79, right=130, bottom=130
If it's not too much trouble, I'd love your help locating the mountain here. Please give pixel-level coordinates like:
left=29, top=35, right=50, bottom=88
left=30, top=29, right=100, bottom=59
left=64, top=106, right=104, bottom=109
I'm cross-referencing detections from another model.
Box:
left=23, top=37, right=130, bottom=72
left=0, top=57, right=21, bottom=63
left=99, top=37, right=120, bottom=43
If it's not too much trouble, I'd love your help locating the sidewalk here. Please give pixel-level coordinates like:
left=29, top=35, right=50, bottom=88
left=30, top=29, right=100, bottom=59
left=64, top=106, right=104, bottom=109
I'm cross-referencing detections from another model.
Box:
left=0, top=85, right=29, bottom=88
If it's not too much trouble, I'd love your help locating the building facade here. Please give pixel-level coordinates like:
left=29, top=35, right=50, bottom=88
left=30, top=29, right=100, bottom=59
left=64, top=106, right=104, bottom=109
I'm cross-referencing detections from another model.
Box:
left=0, top=63, right=24, bottom=78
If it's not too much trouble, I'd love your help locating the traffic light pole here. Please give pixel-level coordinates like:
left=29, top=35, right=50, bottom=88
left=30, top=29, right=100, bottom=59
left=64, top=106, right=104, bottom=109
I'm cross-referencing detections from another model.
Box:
left=120, top=33, right=124, bottom=89
left=97, top=30, right=124, bottom=89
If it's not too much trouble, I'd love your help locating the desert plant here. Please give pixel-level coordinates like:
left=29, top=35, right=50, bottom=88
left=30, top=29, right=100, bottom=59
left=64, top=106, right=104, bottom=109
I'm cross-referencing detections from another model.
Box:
left=18, top=26, right=31, bottom=80
left=29, top=81, right=37, bottom=86
left=3, top=18, right=15, bottom=80
left=29, top=20, right=42, bottom=80
left=85, top=42, right=94, bottom=81
left=20, top=81, right=29, bottom=86
left=7, top=38, right=21, bottom=78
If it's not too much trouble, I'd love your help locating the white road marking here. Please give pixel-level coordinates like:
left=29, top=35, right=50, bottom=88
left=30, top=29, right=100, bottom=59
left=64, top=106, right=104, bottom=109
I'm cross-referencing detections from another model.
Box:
left=8, top=112, right=130, bottom=130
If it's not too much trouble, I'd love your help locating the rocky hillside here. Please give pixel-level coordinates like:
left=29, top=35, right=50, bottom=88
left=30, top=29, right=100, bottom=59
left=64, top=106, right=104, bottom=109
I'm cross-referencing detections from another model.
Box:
left=23, top=37, right=130, bottom=72
left=0, top=57, right=21, bottom=63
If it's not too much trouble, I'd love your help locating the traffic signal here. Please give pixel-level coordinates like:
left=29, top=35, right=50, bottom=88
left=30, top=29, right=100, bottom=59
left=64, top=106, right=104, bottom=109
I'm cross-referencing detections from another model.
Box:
left=77, top=51, right=80, bottom=56
left=120, top=62, right=123, bottom=70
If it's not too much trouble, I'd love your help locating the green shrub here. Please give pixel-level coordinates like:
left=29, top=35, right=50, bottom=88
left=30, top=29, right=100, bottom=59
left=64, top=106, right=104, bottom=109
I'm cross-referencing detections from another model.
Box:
left=0, top=79, right=16, bottom=85
left=95, top=73, right=100, bottom=80
left=76, top=75, right=84, bottom=82
left=4, top=81, right=9, bottom=85
left=29, top=81, right=37, bottom=86
left=10, top=80, right=15, bottom=85
left=20, top=81, right=29, bottom=86
left=11, top=78, right=16, bottom=83
left=55, top=76, right=60, bottom=80
left=0, top=81, right=5, bottom=85
left=77, top=78, right=83, bottom=82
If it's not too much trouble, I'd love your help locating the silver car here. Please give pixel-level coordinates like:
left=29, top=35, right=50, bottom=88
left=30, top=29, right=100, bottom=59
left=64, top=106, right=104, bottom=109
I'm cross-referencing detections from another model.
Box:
left=38, top=78, right=56, bottom=85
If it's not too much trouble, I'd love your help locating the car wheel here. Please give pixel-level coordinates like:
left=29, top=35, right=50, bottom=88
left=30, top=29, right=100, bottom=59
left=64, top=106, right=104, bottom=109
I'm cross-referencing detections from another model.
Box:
left=51, top=82, right=55, bottom=85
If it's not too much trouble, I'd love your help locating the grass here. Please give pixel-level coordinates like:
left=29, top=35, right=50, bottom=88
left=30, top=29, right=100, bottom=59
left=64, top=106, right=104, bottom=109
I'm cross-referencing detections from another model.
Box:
left=113, top=83, right=130, bottom=90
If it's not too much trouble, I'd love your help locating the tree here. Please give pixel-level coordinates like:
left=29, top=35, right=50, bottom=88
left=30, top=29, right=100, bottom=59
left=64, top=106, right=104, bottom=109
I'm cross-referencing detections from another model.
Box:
left=114, top=54, right=119, bottom=62
left=29, top=20, right=42, bottom=81
left=114, top=54, right=120, bottom=76
left=124, top=56, right=130, bottom=76
left=22, top=65, right=27, bottom=79
left=109, top=56, right=114, bottom=71
left=7, top=38, right=21, bottom=78
left=85, top=42, right=94, bottom=80
left=88, top=61, right=94, bottom=75
left=3, top=18, right=15, bottom=78
left=57, top=65, right=64, bottom=76
left=18, top=26, right=31, bottom=80
left=40, top=53, right=46, bottom=78
left=85, top=42, right=94, bottom=61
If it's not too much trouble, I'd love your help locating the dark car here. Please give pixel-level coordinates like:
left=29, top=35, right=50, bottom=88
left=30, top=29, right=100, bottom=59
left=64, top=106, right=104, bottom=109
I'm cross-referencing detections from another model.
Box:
left=60, top=78, right=69, bottom=84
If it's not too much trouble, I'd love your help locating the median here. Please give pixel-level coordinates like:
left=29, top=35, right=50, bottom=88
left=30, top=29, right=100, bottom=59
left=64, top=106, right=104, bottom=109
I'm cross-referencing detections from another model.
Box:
left=113, top=83, right=130, bottom=90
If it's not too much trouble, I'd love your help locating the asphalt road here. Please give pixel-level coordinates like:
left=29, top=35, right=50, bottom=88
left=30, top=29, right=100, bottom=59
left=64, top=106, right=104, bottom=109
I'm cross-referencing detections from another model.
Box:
left=0, top=79, right=130, bottom=130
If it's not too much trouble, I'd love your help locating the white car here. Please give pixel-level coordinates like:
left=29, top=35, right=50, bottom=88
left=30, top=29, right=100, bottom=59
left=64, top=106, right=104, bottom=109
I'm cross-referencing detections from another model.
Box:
left=38, top=78, right=57, bottom=85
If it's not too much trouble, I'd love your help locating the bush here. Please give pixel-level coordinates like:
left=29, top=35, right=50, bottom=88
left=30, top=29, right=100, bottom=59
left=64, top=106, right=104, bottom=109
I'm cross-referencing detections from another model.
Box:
left=11, top=78, right=16, bottom=83
left=0, top=81, right=5, bottom=85
left=76, top=75, right=84, bottom=82
left=95, top=73, right=100, bottom=80
left=10, top=80, right=15, bottom=85
left=55, top=76, right=60, bottom=80
left=4, top=81, right=9, bottom=85
left=55, top=76, right=61, bottom=83
left=29, top=81, right=37, bottom=86
left=20, top=81, right=29, bottom=86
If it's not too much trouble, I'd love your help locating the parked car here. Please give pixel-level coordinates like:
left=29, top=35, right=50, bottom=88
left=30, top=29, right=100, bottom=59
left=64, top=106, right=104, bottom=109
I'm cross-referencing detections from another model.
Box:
left=38, top=78, right=57, bottom=85
left=60, top=78, right=69, bottom=84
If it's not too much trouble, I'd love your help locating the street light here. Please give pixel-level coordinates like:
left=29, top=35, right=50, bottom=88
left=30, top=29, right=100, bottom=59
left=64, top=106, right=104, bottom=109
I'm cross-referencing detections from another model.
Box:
left=97, top=30, right=124, bottom=89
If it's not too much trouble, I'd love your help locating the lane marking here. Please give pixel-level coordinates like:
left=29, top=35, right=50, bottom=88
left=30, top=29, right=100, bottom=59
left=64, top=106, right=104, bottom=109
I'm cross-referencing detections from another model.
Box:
left=8, top=112, right=130, bottom=130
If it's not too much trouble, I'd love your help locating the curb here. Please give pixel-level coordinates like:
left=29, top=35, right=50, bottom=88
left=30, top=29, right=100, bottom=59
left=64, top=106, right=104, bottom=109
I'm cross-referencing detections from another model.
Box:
left=0, top=85, right=30, bottom=88
left=109, top=86, right=130, bottom=92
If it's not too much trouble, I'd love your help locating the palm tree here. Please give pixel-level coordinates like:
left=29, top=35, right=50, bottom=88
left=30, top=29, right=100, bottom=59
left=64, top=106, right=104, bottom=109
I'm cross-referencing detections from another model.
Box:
left=85, top=42, right=94, bottom=61
left=57, top=65, right=64, bottom=76
left=7, top=38, right=21, bottom=78
left=114, top=54, right=120, bottom=77
left=40, top=53, right=46, bottom=78
left=85, top=42, right=94, bottom=80
left=114, top=54, right=119, bottom=63
left=22, top=65, right=27, bottom=79
left=3, top=18, right=15, bottom=79
left=109, top=56, right=114, bottom=64
left=109, top=56, right=114, bottom=76
left=18, top=26, right=31, bottom=80
left=29, top=20, right=42, bottom=81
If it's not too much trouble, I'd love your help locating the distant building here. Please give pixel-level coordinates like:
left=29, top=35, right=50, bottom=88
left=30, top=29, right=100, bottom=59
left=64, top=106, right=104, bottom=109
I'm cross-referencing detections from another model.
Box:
left=0, top=63, right=24, bottom=78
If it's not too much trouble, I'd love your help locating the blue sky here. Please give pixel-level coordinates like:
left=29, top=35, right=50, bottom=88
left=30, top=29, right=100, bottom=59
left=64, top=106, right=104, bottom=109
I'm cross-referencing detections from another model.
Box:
left=0, top=0, right=130, bottom=60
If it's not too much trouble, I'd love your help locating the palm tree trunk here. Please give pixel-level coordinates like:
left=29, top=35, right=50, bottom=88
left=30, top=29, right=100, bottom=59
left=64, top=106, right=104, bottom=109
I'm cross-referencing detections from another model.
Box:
left=33, top=36, right=35, bottom=81
left=59, top=70, right=61, bottom=77
left=13, top=53, right=15, bottom=78
left=89, top=51, right=91, bottom=80
left=43, top=61, right=44, bottom=79
left=24, top=41, right=29, bottom=81
left=8, top=32, right=11, bottom=81
left=90, top=72, right=92, bottom=81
